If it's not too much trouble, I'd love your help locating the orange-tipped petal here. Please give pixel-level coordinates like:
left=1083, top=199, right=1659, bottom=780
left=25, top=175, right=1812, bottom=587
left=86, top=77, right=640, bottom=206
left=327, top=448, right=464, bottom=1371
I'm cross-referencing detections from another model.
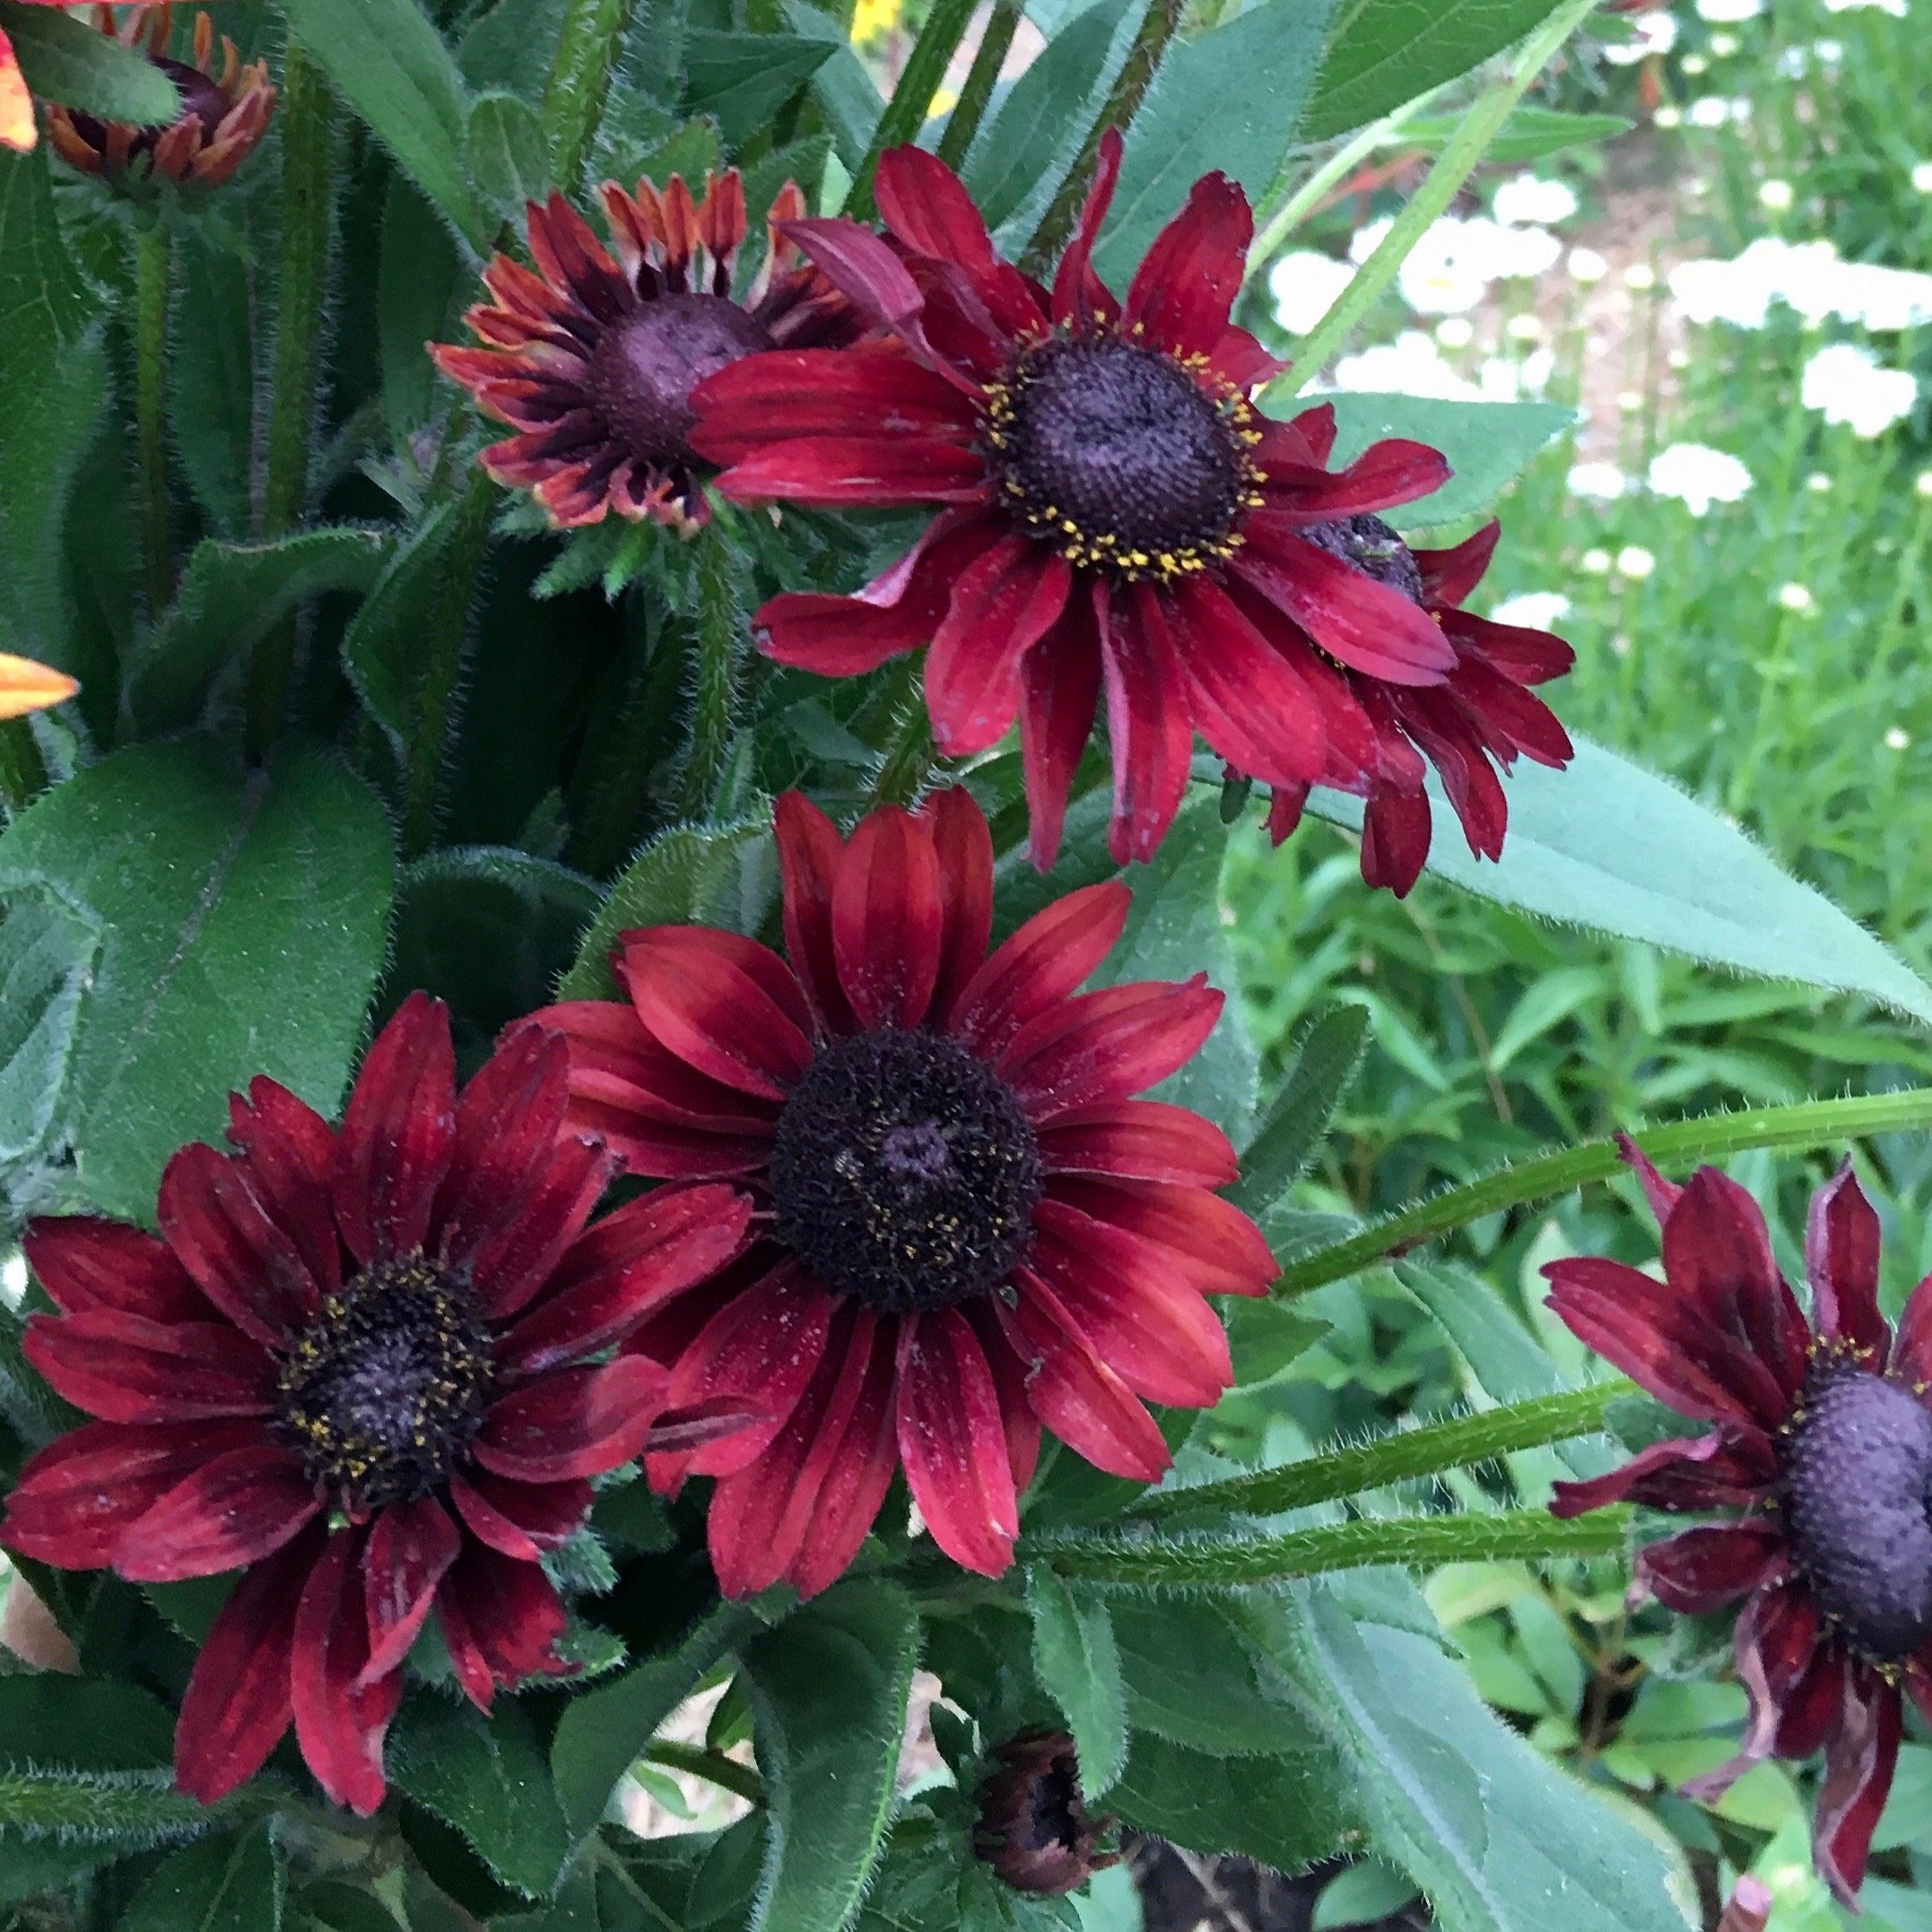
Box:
left=0, top=30, right=34, bottom=153
left=0, top=654, right=78, bottom=721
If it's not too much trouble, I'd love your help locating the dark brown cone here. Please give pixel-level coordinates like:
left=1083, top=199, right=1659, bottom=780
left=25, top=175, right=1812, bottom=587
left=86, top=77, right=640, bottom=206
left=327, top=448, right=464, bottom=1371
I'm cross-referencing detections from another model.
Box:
left=972, top=1729, right=1117, bottom=1898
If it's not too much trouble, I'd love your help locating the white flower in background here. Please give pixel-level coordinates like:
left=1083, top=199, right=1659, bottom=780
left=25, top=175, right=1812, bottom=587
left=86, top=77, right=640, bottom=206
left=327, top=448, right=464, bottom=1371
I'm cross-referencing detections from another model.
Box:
left=1434, top=317, right=1475, bottom=349
left=1267, top=250, right=1354, bottom=335
left=1776, top=583, right=1815, bottom=613
left=1728, top=96, right=1754, bottom=120
left=1580, top=547, right=1614, bottom=574
left=1616, top=389, right=1644, bottom=413
left=1837, top=261, right=1932, bottom=330
left=1918, top=471, right=1932, bottom=498
left=1777, top=44, right=1812, bottom=74
left=1682, top=51, right=1710, bottom=74
left=1806, top=472, right=1833, bottom=492
left=1689, top=96, right=1734, bottom=127
left=1604, top=9, right=1678, bottom=61
left=1815, top=37, right=1845, bottom=60
left=1648, top=441, right=1754, bottom=514
left=1710, top=30, right=1741, bottom=53
left=1505, top=313, right=1545, bottom=342
left=1669, top=248, right=1781, bottom=327
left=1568, top=246, right=1608, bottom=283
left=1654, top=105, right=1684, bottom=127
left=1822, top=0, right=1906, bottom=13
left=1332, top=331, right=1478, bottom=400
left=1616, top=545, right=1658, bottom=579
left=1696, top=0, right=1760, bottom=18
left=1348, top=217, right=1393, bottom=265
left=1758, top=178, right=1794, bottom=212
left=1475, top=351, right=1555, bottom=401
left=1911, top=161, right=1932, bottom=192
left=1567, top=461, right=1629, bottom=500
left=1888, top=727, right=1913, bottom=750
left=1623, top=262, right=1658, bottom=291
left=1667, top=348, right=1693, bottom=369
left=1802, top=343, right=1918, bottom=435
left=1489, top=591, right=1572, bottom=629
left=1397, top=223, right=1492, bottom=315
left=1493, top=176, right=1579, bottom=226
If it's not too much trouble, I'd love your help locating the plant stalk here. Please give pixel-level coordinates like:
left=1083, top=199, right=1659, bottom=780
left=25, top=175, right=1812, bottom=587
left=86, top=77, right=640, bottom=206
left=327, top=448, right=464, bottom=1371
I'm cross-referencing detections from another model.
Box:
left=1028, top=1507, right=1631, bottom=1587
left=681, top=539, right=742, bottom=819
left=134, top=219, right=172, bottom=616
left=1275, top=1086, right=1932, bottom=1299
left=935, top=0, right=1021, bottom=171
left=248, top=38, right=334, bottom=760
left=1019, top=0, right=1186, bottom=277
left=642, top=1742, right=767, bottom=1806
left=1128, top=1382, right=1629, bottom=1524
left=1276, top=0, right=1599, bottom=393
left=866, top=658, right=937, bottom=805
left=543, top=0, right=636, bottom=194
left=845, top=0, right=981, bottom=221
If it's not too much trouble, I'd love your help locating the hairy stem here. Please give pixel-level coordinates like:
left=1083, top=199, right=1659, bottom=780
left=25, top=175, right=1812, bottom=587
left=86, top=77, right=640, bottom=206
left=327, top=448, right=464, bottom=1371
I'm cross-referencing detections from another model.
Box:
left=0, top=720, right=49, bottom=818
left=1277, top=0, right=1599, bottom=393
left=1129, top=1383, right=1629, bottom=1524
left=935, top=0, right=1021, bottom=171
left=1276, top=1086, right=1932, bottom=1298
left=248, top=39, right=335, bottom=759
left=845, top=0, right=980, bottom=221
left=134, top=220, right=172, bottom=616
left=681, top=539, right=742, bottom=819
left=1029, top=1507, right=1631, bottom=1587
left=1019, top=0, right=1186, bottom=277
left=544, top=0, right=636, bottom=193
left=866, top=658, right=937, bottom=805
left=642, top=1742, right=767, bottom=1806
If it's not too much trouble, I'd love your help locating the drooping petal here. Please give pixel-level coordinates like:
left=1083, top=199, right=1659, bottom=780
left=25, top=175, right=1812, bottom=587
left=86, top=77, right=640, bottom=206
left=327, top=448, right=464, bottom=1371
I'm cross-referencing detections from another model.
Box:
left=448, top=1471, right=591, bottom=1561
left=1806, top=1161, right=1890, bottom=1364
left=1813, top=1671, right=1902, bottom=1909
left=924, top=788, right=996, bottom=1031
left=1549, top=1426, right=1777, bottom=1519
left=23, top=1310, right=275, bottom=1424
left=1683, top=1578, right=1823, bottom=1804
left=1019, top=608, right=1103, bottom=873
left=361, top=1496, right=463, bottom=1684
left=1095, top=580, right=1193, bottom=864
left=1633, top=1520, right=1783, bottom=1614
left=831, top=806, right=946, bottom=1031
left=924, top=538, right=1073, bottom=758
left=473, top=1355, right=674, bottom=1482
left=1261, top=439, right=1451, bottom=521
left=437, top=1543, right=572, bottom=1712
left=115, top=1443, right=320, bottom=1582
left=1414, top=520, right=1499, bottom=608
left=292, top=1530, right=396, bottom=1816
left=894, top=1310, right=1018, bottom=1576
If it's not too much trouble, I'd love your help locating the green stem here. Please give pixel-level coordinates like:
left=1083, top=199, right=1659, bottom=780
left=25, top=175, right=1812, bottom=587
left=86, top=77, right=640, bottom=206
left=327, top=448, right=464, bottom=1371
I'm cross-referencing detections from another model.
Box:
left=681, top=539, right=742, bottom=819
left=935, top=0, right=1020, bottom=171
left=1029, top=1507, right=1631, bottom=1587
left=1128, top=1383, right=1628, bottom=1524
left=0, top=720, right=49, bottom=818
left=1275, top=0, right=1599, bottom=395
left=641, top=1742, right=767, bottom=1806
left=845, top=0, right=980, bottom=220
left=544, top=0, right=636, bottom=194
left=1276, top=1086, right=1932, bottom=1299
left=248, top=39, right=335, bottom=760
left=134, top=220, right=172, bottom=616
left=866, top=659, right=937, bottom=805
left=1019, top=0, right=1186, bottom=277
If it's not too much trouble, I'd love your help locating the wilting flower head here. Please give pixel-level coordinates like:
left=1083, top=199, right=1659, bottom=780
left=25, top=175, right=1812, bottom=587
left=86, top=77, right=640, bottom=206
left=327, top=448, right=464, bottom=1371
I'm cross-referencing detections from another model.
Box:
left=691, top=135, right=1573, bottom=880
left=1, top=995, right=752, bottom=1815
left=45, top=6, right=273, bottom=189
left=530, top=788, right=1275, bottom=1593
left=0, top=651, right=78, bottom=719
left=973, top=1729, right=1117, bottom=1895
left=1545, top=1138, right=1932, bottom=1905
left=431, top=170, right=859, bottom=531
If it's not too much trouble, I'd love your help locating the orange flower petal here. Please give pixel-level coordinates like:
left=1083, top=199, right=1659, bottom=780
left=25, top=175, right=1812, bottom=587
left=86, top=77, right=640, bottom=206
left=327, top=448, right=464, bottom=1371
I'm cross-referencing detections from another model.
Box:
left=0, top=653, right=79, bottom=721
left=0, top=30, right=35, bottom=153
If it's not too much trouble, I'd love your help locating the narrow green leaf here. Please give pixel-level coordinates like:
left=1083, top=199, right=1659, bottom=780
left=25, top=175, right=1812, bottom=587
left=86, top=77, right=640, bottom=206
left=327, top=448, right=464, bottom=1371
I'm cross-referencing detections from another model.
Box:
left=683, top=30, right=840, bottom=149
left=1025, top=1566, right=1127, bottom=1796
left=390, top=1698, right=572, bottom=1900
left=1403, top=103, right=1632, bottom=162
left=168, top=231, right=258, bottom=540
left=1307, top=736, right=1932, bottom=1024
left=744, top=1580, right=919, bottom=1932
left=1231, top=1003, right=1370, bottom=1218
left=0, top=4, right=180, bottom=123
left=468, top=91, right=553, bottom=221
left=377, top=176, right=468, bottom=447
left=117, top=1824, right=285, bottom=1932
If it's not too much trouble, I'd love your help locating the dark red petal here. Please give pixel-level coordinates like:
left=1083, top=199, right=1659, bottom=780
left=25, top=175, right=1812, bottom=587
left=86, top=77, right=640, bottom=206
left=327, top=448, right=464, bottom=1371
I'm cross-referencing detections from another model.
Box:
left=448, top=1471, right=591, bottom=1561
left=495, top=1183, right=752, bottom=1379
left=777, top=791, right=859, bottom=1033
left=361, top=1496, right=462, bottom=1684
left=923, top=788, right=996, bottom=1031
left=1262, top=439, right=1451, bottom=520
left=925, top=538, right=1073, bottom=757
left=292, top=1530, right=395, bottom=1816
left=875, top=144, right=996, bottom=266
left=1212, top=322, right=1286, bottom=389
left=894, top=1310, right=1018, bottom=1576
left=690, top=346, right=976, bottom=458
left=1682, top=1577, right=1820, bottom=1804
left=1814, top=1673, right=1901, bottom=1909
left=1549, top=1426, right=1777, bottom=1518
left=157, top=1142, right=322, bottom=1347
left=1003, top=1275, right=1171, bottom=1480
left=23, top=1310, right=274, bottom=1423
left=1414, top=519, right=1499, bottom=608
left=1615, top=1131, right=1684, bottom=1223
left=225, top=1076, right=342, bottom=1300
left=1, top=1419, right=263, bottom=1568
left=615, top=928, right=814, bottom=1100
left=474, top=1355, right=672, bottom=1482
left=782, top=215, right=928, bottom=334
left=174, top=1528, right=319, bottom=1805
left=1360, top=783, right=1432, bottom=895
left=1037, top=1100, right=1239, bottom=1186
left=1020, top=611, right=1103, bottom=872
left=716, top=435, right=991, bottom=508
left=1000, top=978, right=1225, bottom=1118
left=22, top=1217, right=205, bottom=1323
left=1806, top=1160, right=1890, bottom=1365
left=1279, top=403, right=1336, bottom=466
left=1049, top=1176, right=1276, bottom=1296
left=437, top=1542, right=571, bottom=1712
left=977, top=1308, right=1043, bottom=1493
left=953, top=881, right=1131, bottom=1059
left=831, top=806, right=947, bottom=1031
left=115, top=1443, right=319, bottom=1581
left=1126, top=170, right=1251, bottom=360
left=1893, top=1272, right=1932, bottom=1386
left=1095, top=581, right=1193, bottom=865
left=333, top=992, right=458, bottom=1268
left=1633, top=1520, right=1782, bottom=1613
left=469, top=1133, right=621, bottom=1322
left=1050, top=126, right=1122, bottom=330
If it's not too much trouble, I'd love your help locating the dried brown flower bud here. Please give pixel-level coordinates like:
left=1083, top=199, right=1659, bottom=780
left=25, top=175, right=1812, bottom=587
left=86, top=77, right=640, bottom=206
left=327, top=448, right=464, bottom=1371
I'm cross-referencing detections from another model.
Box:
left=972, top=1729, right=1117, bottom=1898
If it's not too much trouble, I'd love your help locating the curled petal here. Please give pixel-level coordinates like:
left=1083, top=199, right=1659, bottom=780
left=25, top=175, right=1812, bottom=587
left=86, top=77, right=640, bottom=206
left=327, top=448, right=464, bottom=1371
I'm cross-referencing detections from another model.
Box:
left=1806, top=1160, right=1890, bottom=1365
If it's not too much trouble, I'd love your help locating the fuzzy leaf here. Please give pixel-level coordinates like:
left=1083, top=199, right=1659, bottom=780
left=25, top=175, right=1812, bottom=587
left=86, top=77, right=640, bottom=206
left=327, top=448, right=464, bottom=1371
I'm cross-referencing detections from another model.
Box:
left=0, top=896, right=90, bottom=1175
left=683, top=30, right=840, bottom=149
left=1113, top=1732, right=1353, bottom=1871
left=1026, top=1566, right=1127, bottom=1796
left=117, top=1824, right=285, bottom=1932
left=0, top=4, right=180, bottom=123
left=378, top=176, right=468, bottom=448
left=1232, top=1003, right=1370, bottom=1218
left=467, top=91, right=552, bottom=222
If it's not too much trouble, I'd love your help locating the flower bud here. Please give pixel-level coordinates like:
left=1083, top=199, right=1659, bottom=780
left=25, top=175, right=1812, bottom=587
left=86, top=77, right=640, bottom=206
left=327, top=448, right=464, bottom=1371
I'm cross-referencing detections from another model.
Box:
left=972, top=1731, right=1117, bottom=1897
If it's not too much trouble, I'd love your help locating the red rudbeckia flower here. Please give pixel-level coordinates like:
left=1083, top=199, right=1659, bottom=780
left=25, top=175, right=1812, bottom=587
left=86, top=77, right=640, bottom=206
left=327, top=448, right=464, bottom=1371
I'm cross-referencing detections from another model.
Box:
left=529, top=788, right=1275, bottom=1595
left=1545, top=1138, right=1932, bottom=1905
left=431, top=169, right=859, bottom=531
left=688, top=134, right=1573, bottom=876
left=1, top=994, right=752, bottom=1816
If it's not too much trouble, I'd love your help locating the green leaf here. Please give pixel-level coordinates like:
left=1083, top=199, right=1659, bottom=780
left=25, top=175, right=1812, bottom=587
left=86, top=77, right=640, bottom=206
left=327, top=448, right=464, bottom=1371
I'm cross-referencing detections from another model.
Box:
left=552, top=1598, right=777, bottom=1837
left=118, top=1825, right=285, bottom=1932
left=468, top=91, right=553, bottom=222
left=279, top=0, right=487, bottom=247
left=1312, top=1862, right=1423, bottom=1930
left=1231, top=1002, right=1370, bottom=1218
left=1090, top=795, right=1257, bottom=1142
left=377, top=176, right=468, bottom=448
left=1307, top=735, right=1932, bottom=1024
left=1311, top=393, right=1574, bottom=532
left=1110, top=1595, right=1315, bottom=1758
left=169, top=231, right=258, bottom=540
left=0, top=897, right=90, bottom=1175
left=1303, top=0, right=1569, bottom=140
left=557, top=815, right=773, bottom=1001
left=340, top=499, right=470, bottom=752
left=389, top=1698, right=572, bottom=1900
left=128, top=527, right=397, bottom=733
left=781, top=1, right=883, bottom=172
left=744, top=1580, right=919, bottom=1932
left=0, top=4, right=180, bottom=123
left=0, top=742, right=395, bottom=1223
left=1112, top=1734, right=1353, bottom=1871
left=1025, top=1567, right=1127, bottom=1797
left=1089, top=0, right=1337, bottom=287
left=294, top=1880, right=405, bottom=1932
left=1404, top=103, right=1632, bottom=162
left=683, top=30, right=840, bottom=150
